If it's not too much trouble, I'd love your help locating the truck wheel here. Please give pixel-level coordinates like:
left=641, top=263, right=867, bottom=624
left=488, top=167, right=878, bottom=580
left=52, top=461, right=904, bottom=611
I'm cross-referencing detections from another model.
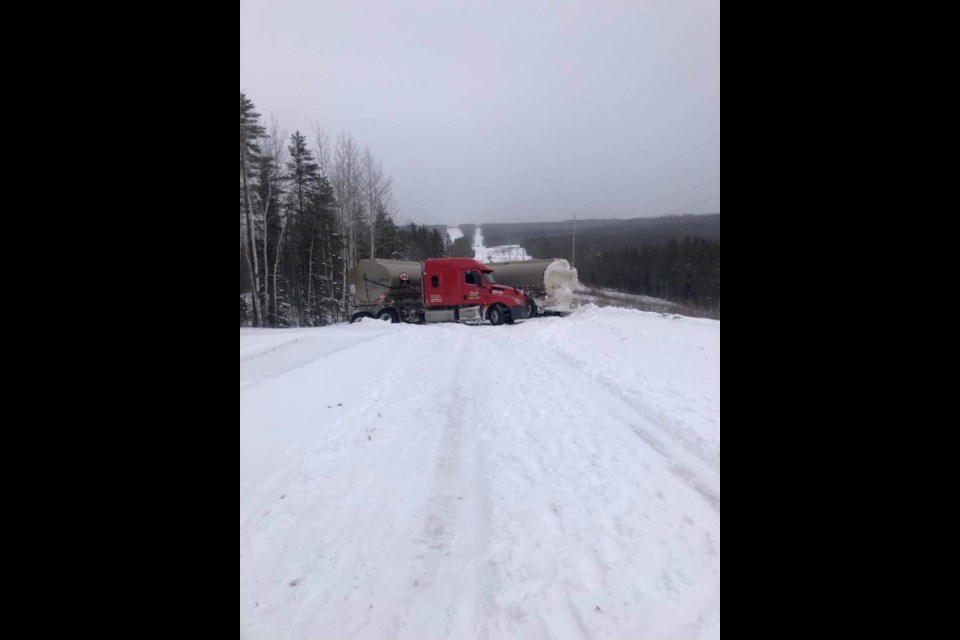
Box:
left=350, top=312, right=373, bottom=324
left=376, top=308, right=399, bottom=323
left=488, top=305, right=506, bottom=326
left=526, top=296, right=538, bottom=318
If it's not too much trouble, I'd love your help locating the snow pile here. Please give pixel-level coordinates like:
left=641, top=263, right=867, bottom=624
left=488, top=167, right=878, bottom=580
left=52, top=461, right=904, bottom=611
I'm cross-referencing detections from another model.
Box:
left=544, top=259, right=579, bottom=311
left=472, top=226, right=491, bottom=262
left=446, top=226, right=463, bottom=243
left=240, top=308, right=720, bottom=640
left=484, top=244, right=531, bottom=262
left=472, top=226, right=530, bottom=263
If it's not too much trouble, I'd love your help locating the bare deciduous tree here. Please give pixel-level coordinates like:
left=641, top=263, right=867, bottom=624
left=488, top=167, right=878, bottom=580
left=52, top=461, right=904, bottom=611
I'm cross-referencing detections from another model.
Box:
left=362, top=145, right=394, bottom=260
left=332, top=134, right=363, bottom=319
left=260, top=118, right=288, bottom=323
left=313, top=127, right=332, bottom=180
left=240, top=93, right=265, bottom=326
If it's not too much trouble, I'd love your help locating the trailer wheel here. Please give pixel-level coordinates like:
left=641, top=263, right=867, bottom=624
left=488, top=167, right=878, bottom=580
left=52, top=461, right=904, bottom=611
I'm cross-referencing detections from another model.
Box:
left=488, top=305, right=506, bottom=326
left=350, top=312, right=374, bottom=324
left=376, top=308, right=399, bottom=323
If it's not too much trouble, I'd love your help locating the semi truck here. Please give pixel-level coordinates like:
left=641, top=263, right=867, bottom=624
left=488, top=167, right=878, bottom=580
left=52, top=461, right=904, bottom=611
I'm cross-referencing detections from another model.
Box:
left=483, top=259, right=579, bottom=317
left=348, top=258, right=531, bottom=325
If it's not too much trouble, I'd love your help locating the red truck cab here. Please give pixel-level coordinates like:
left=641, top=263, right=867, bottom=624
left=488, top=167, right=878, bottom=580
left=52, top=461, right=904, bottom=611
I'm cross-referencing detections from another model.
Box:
left=423, top=258, right=530, bottom=325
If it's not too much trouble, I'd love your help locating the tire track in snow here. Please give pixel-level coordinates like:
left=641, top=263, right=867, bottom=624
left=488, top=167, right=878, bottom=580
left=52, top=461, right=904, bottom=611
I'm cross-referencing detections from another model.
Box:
left=415, top=343, right=467, bottom=584
left=465, top=326, right=718, bottom=638
left=534, top=315, right=721, bottom=475
left=461, top=331, right=616, bottom=640
left=242, top=325, right=497, bottom=640
left=491, top=324, right=715, bottom=510
left=240, top=335, right=304, bottom=363
left=557, top=346, right=720, bottom=476
left=241, top=329, right=438, bottom=640
left=524, top=341, right=720, bottom=513
left=399, top=333, right=498, bottom=640
left=240, top=328, right=399, bottom=392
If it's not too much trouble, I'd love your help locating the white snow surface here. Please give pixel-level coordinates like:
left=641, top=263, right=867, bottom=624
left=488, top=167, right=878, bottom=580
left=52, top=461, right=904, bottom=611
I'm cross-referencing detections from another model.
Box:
left=473, top=226, right=531, bottom=263
left=574, top=286, right=677, bottom=312
left=447, top=227, right=464, bottom=243
left=240, top=306, right=721, bottom=640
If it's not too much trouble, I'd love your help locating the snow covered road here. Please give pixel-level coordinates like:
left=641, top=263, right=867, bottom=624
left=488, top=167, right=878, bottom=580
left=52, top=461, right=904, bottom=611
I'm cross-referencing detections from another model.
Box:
left=240, top=306, right=721, bottom=639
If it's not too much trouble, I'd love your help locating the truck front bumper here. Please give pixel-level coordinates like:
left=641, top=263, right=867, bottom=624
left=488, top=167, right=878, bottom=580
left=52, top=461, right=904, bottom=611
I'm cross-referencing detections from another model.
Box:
left=511, top=305, right=531, bottom=320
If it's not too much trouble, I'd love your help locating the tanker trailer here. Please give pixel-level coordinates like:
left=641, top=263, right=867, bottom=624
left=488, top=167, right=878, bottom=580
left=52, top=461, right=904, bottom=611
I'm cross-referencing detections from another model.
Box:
left=347, top=259, right=423, bottom=323
left=484, top=258, right=578, bottom=316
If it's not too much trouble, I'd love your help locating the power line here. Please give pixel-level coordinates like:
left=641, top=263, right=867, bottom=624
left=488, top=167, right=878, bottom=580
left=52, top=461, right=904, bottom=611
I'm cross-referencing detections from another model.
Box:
left=661, top=195, right=721, bottom=216
left=643, top=132, right=721, bottom=178
left=619, top=176, right=721, bottom=217
left=566, top=132, right=720, bottom=219
left=564, top=215, right=577, bottom=268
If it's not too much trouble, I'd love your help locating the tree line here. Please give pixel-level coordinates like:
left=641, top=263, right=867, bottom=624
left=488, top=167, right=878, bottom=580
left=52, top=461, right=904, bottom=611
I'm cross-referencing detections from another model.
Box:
left=502, top=217, right=720, bottom=311
left=240, top=93, right=448, bottom=327
left=482, top=215, right=719, bottom=250
left=575, top=238, right=720, bottom=310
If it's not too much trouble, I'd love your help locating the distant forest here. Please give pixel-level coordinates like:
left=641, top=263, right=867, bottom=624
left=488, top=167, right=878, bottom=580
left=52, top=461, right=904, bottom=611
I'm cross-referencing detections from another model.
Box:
left=483, top=215, right=721, bottom=311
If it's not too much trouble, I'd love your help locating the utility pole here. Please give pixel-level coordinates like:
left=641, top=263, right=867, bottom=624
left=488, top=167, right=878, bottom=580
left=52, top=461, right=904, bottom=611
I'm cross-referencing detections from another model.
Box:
left=565, top=215, right=577, bottom=267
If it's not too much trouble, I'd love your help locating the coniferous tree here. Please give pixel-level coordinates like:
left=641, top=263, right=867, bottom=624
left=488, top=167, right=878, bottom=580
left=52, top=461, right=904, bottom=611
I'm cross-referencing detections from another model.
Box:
left=312, top=176, right=342, bottom=324
left=284, top=131, right=321, bottom=325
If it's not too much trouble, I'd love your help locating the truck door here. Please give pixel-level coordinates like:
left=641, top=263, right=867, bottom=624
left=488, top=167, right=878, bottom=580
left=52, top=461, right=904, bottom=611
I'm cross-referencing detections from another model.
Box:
left=462, top=269, right=484, bottom=304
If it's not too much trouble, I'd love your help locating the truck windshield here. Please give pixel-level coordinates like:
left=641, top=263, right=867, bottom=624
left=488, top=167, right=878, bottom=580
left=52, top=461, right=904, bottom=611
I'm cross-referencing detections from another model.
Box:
left=483, top=272, right=496, bottom=284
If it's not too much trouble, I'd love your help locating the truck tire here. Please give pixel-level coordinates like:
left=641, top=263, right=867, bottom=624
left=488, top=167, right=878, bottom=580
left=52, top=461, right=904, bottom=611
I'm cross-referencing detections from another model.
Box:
left=488, top=305, right=506, bottom=326
left=376, top=308, right=399, bottom=323
left=526, top=296, right=538, bottom=318
left=350, top=312, right=374, bottom=324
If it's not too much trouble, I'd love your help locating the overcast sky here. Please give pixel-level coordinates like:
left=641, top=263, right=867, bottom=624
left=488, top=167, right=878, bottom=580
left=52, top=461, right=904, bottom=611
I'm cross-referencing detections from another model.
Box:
left=240, top=0, right=720, bottom=226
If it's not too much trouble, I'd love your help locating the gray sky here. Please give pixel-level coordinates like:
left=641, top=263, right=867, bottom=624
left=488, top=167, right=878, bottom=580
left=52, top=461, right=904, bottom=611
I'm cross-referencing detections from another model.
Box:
left=240, top=0, right=720, bottom=226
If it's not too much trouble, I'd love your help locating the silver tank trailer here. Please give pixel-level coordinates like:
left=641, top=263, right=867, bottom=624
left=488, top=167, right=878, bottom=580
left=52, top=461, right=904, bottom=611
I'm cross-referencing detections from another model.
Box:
left=348, top=259, right=422, bottom=304
left=485, top=259, right=555, bottom=288
left=486, top=259, right=578, bottom=314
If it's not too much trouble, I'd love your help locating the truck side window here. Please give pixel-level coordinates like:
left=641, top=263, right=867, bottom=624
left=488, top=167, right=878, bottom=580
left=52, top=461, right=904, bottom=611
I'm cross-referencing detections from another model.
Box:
left=431, top=276, right=439, bottom=288
left=465, top=272, right=478, bottom=286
